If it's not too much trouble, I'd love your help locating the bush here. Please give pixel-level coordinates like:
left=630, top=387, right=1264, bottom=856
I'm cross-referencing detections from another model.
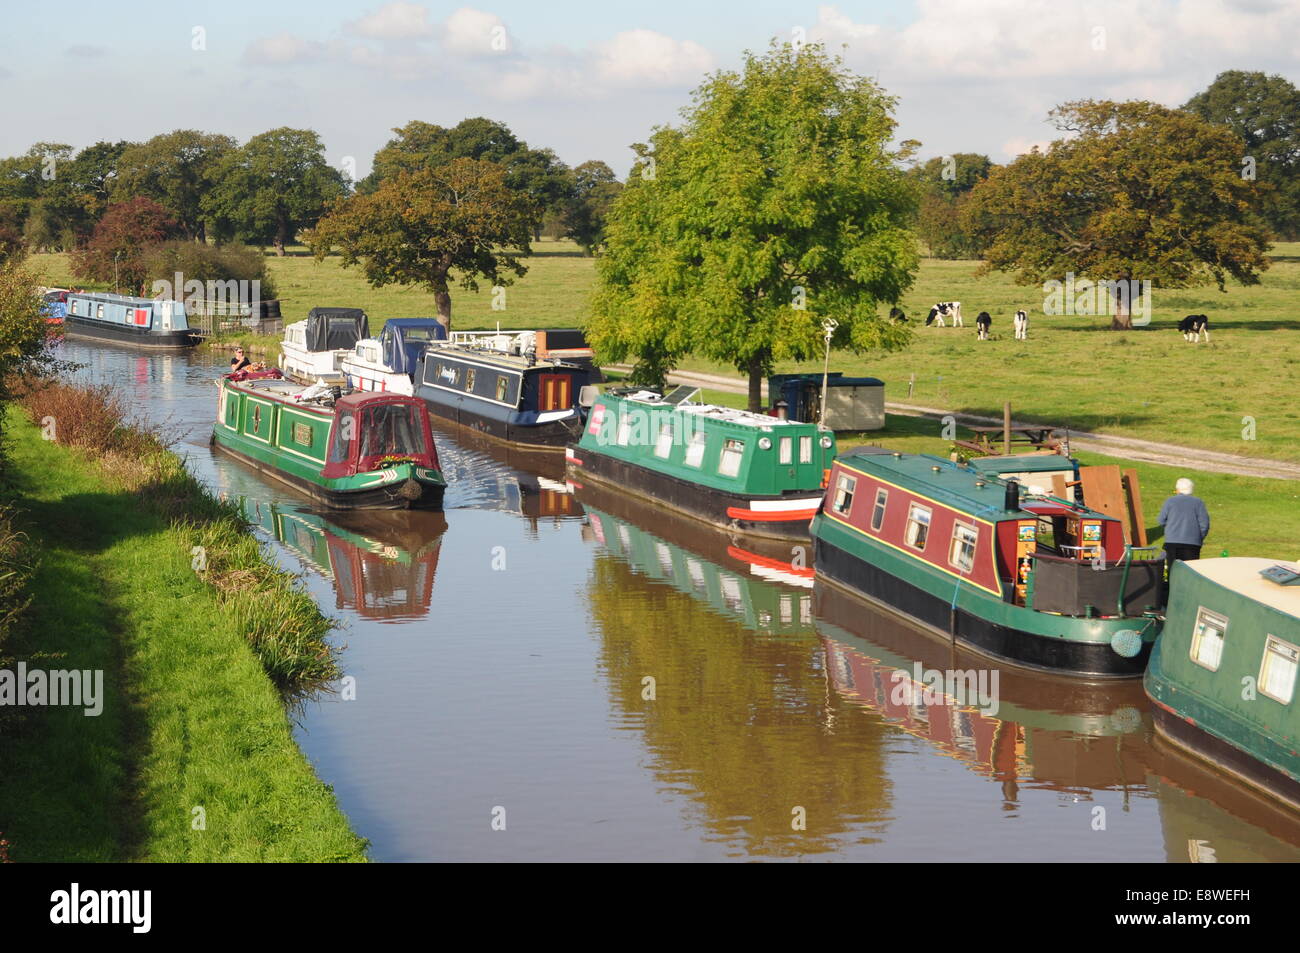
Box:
left=16, top=380, right=162, bottom=460
left=0, top=225, right=26, bottom=267
left=0, top=503, right=35, bottom=668
left=141, top=240, right=276, bottom=302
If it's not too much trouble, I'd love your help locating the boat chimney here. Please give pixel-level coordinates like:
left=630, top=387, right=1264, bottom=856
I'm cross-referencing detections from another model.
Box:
left=1004, top=480, right=1021, bottom=511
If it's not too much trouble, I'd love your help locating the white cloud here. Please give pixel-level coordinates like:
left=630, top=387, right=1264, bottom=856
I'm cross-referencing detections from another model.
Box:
left=442, top=7, right=509, bottom=56
left=593, top=30, right=714, bottom=88
left=348, top=2, right=434, bottom=41
left=241, top=33, right=324, bottom=66
left=1000, top=136, right=1052, bottom=159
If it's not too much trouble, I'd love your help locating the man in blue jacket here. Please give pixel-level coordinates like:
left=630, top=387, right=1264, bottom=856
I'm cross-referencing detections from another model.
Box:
left=1158, top=477, right=1211, bottom=583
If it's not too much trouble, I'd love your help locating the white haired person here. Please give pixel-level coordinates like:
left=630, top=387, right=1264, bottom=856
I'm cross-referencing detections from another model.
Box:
left=1158, top=477, right=1211, bottom=575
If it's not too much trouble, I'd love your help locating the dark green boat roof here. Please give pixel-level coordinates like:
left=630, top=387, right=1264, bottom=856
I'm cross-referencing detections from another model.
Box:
left=838, top=448, right=1108, bottom=522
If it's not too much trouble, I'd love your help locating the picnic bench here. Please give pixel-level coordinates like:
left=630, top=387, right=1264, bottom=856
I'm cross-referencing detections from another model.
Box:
left=954, top=424, right=1064, bottom=456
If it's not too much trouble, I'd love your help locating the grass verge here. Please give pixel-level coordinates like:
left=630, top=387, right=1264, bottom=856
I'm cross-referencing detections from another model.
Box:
left=0, top=395, right=366, bottom=862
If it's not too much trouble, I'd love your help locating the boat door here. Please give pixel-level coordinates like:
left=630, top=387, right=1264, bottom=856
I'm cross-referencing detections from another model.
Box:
left=159, top=301, right=172, bottom=332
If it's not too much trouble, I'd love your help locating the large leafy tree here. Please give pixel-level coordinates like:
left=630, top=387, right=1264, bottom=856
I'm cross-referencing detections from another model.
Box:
left=561, top=161, right=623, bottom=255
left=307, top=158, right=533, bottom=331
left=910, top=153, right=994, bottom=259
left=966, top=100, right=1272, bottom=329
left=0, top=143, right=74, bottom=240
left=112, top=130, right=236, bottom=241
left=365, top=117, right=573, bottom=240
left=1185, top=70, right=1300, bottom=240
left=590, top=42, right=918, bottom=411
left=73, top=197, right=181, bottom=292
left=204, top=128, right=348, bottom=255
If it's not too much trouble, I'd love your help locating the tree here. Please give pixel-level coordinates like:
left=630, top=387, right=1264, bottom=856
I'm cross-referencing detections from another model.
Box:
left=307, top=158, right=534, bottom=331
left=589, top=43, right=918, bottom=411
left=73, top=197, right=181, bottom=292
left=965, top=100, right=1272, bottom=329
left=112, top=130, right=236, bottom=241
left=909, top=153, right=994, bottom=259
left=204, top=128, right=348, bottom=255
left=1185, top=71, right=1300, bottom=240
left=561, top=161, right=623, bottom=255
left=365, top=118, right=574, bottom=240
left=0, top=225, right=25, bottom=267
left=0, top=261, right=65, bottom=465
left=0, top=143, right=74, bottom=239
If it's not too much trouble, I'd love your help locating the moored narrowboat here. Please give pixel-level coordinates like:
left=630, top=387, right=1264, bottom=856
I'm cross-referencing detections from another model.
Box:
left=340, top=318, right=447, bottom=396
left=279, top=307, right=370, bottom=383
left=1145, top=558, right=1300, bottom=810
left=64, top=291, right=196, bottom=348
left=809, top=448, right=1164, bottom=677
left=566, top=387, right=837, bottom=541
left=414, top=343, right=593, bottom=448
left=211, top=374, right=446, bottom=510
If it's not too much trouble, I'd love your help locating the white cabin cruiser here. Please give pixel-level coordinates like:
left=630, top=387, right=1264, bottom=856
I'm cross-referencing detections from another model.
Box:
left=279, top=307, right=370, bottom=384
left=340, top=318, right=447, bottom=396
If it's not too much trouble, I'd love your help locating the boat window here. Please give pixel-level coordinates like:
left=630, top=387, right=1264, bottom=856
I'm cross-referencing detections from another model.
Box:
left=1190, top=606, right=1229, bottom=671
left=465, top=368, right=476, bottom=392
left=684, top=429, right=707, bottom=467
left=779, top=437, right=792, bottom=464
left=905, top=504, right=932, bottom=550
left=654, top=421, right=673, bottom=458
left=718, top=438, right=745, bottom=478
left=96, top=304, right=104, bottom=319
left=328, top=413, right=355, bottom=464
left=950, top=522, right=978, bottom=572
left=358, top=403, right=428, bottom=460
left=495, top=375, right=509, bottom=401
left=617, top=410, right=632, bottom=446
left=832, top=474, right=856, bottom=514
left=799, top=435, right=813, bottom=464
left=1259, top=636, right=1298, bottom=705
left=870, top=488, right=888, bottom=530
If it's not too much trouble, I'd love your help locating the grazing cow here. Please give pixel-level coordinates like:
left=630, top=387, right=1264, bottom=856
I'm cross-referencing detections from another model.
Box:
left=1013, top=309, right=1029, bottom=340
left=1178, top=314, right=1210, bottom=343
left=925, top=301, right=963, bottom=327
left=975, top=311, right=992, bottom=340
left=889, top=306, right=908, bottom=324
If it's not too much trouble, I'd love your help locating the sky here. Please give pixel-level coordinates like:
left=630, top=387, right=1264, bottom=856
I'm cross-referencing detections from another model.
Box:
left=2, top=0, right=1298, bottom=178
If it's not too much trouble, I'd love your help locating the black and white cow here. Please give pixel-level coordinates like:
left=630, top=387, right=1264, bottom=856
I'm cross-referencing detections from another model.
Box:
left=1013, top=309, right=1029, bottom=340
left=889, top=306, right=908, bottom=324
left=1178, top=314, right=1210, bottom=343
left=975, top=311, right=992, bottom=340
left=925, top=301, right=963, bottom=327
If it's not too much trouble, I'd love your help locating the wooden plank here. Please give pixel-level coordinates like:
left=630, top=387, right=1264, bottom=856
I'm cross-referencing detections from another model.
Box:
left=1079, top=465, right=1131, bottom=544
left=1122, top=468, right=1148, bottom=546
left=1051, top=474, right=1069, bottom=501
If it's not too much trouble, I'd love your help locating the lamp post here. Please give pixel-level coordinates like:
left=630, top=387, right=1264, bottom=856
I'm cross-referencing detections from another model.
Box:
left=818, top=318, right=838, bottom=430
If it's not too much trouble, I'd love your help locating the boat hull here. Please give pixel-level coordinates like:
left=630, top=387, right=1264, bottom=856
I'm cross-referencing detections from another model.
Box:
left=812, top=533, right=1152, bottom=677
left=64, top=315, right=196, bottom=349
left=1149, top=698, right=1300, bottom=812
left=419, top=392, right=581, bottom=448
left=567, top=444, right=820, bottom=542
left=211, top=432, right=445, bottom=511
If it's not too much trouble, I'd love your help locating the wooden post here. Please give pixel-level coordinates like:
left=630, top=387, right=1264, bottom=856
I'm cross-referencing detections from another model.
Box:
left=908, top=373, right=915, bottom=399
left=1003, top=401, right=1012, bottom=456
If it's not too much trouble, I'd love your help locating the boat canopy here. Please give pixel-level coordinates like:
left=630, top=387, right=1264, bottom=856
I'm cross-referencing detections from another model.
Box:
left=379, top=318, right=447, bottom=376
left=306, top=307, right=370, bottom=352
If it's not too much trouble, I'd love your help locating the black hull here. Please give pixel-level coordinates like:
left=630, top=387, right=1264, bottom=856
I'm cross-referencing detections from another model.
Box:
left=419, top=395, right=579, bottom=449
left=64, top=316, right=197, bottom=349
left=1151, top=704, right=1300, bottom=812
left=813, top=535, right=1150, bottom=678
left=211, top=441, right=445, bottom=511
left=568, top=446, right=816, bottom=542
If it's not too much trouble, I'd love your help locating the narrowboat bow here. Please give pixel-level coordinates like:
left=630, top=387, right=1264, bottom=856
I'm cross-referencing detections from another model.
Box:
left=211, top=373, right=446, bottom=510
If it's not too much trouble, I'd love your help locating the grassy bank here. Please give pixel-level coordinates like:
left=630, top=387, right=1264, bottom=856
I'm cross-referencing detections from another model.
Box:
left=0, top=397, right=366, bottom=862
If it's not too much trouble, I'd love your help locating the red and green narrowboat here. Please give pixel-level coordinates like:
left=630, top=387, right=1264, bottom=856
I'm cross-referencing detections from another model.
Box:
left=566, top=387, right=837, bottom=541
left=809, top=448, right=1164, bottom=677
left=211, top=374, right=446, bottom=510
left=1146, top=557, right=1300, bottom=811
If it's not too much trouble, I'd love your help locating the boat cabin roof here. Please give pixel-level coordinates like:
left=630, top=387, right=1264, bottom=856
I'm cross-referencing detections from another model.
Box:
left=1181, top=557, right=1300, bottom=620
left=602, top=388, right=815, bottom=430
left=838, top=448, right=1114, bottom=523
left=229, top=377, right=416, bottom=412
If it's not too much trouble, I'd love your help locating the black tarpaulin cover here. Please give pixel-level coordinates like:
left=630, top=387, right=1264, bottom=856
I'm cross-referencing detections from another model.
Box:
left=306, top=307, right=369, bottom=351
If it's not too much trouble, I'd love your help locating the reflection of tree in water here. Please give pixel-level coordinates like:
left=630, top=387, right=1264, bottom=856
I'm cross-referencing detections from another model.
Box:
left=588, top=555, right=894, bottom=857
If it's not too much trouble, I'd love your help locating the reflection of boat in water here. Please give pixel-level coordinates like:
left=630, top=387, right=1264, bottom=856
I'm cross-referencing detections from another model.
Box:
left=239, top=497, right=448, bottom=622
left=814, top=582, right=1151, bottom=795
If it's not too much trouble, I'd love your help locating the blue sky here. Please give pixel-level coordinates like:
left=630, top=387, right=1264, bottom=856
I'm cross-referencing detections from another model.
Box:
left=3, top=1, right=1297, bottom=177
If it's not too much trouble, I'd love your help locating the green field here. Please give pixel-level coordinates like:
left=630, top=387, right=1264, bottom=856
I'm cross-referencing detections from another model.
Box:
left=31, top=240, right=1300, bottom=462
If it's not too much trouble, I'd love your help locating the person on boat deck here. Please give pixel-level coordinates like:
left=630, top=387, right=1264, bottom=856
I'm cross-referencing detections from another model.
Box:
left=1159, top=478, right=1211, bottom=572
left=230, top=348, right=252, bottom=373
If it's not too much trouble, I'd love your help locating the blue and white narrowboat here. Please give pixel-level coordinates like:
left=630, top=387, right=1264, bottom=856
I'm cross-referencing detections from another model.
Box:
left=64, top=292, right=196, bottom=348
left=340, top=318, right=447, bottom=396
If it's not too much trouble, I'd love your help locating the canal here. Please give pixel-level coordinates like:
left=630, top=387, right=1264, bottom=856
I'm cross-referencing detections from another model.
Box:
left=60, top=340, right=1300, bottom=862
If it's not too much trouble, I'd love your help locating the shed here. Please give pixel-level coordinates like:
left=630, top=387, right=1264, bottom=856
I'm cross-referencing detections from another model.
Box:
left=768, top=372, right=886, bottom=431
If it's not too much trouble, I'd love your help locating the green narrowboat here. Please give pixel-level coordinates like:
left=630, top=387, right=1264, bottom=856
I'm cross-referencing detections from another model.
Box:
left=566, top=387, right=837, bottom=540
left=809, top=448, right=1164, bottom=677
left=1145, top=557, right=1300, bottom=811
left=211, top=373, right=446, bottom=510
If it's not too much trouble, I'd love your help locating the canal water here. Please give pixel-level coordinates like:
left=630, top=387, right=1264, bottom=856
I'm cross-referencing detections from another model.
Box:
left=59, top=340, right=1300, bottom=862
